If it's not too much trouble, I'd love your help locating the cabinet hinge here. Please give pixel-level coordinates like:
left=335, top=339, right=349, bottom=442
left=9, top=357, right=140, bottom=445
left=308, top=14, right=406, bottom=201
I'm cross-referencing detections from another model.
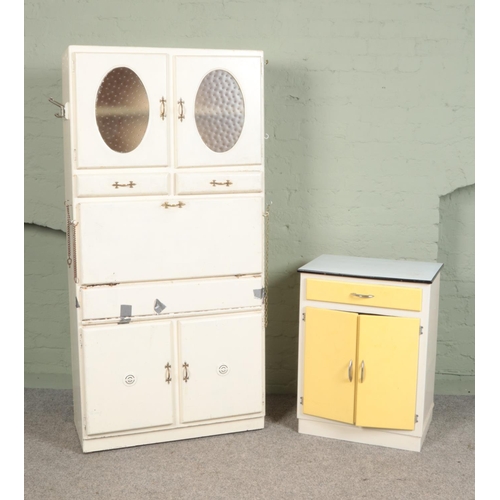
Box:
left=415, top=414, right=419, bottom=423
left=79, top=333, right=83, bottom=348
left=302, top=313, right=305, bottom=321
left=83, top=416, right=87, bottom=431
left=300, top=397, right=303, bottom=405
left=420, top=326, right=423, bottom=335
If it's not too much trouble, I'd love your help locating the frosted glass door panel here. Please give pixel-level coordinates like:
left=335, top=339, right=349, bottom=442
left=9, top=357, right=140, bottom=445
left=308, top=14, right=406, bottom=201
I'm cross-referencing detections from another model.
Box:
left=77, top=196, right=263, bottom=284
left=179, top=313, right=263, bottom=423
left=175, top=56, right=262, bottom=167
left=74, top=53, right=168, bottom=168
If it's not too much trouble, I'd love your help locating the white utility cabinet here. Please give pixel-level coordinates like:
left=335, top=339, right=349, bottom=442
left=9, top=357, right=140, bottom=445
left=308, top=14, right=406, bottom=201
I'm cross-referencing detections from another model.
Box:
left=296, top=255, right=443, bottom=452
left=57, top=45, right=267, bottom=452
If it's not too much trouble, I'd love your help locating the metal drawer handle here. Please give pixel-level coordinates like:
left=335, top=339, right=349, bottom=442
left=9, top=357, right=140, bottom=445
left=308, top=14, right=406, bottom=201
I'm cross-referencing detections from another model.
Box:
left=351, top=293, right=374, bottom=299
left=160, top=97, right=167, bottom=120
left=112, top=181, right=136, bottom=189
left=178, top=99, right=185, bottom=122
left=360, top=361, right=365, bottom=383
left=348, top=360, right=353, bottom=382
left=161, top=201, right=185, bottom=209
left=210, top=180, right=233, bottom=187
left=165, top=363, right=172, bottom=384
left=183, top=362, right=190, bottom=383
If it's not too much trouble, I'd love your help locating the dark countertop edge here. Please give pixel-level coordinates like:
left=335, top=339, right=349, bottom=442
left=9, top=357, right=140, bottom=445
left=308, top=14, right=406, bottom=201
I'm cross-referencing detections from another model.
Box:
left=297, top=263, right=444, bottom=284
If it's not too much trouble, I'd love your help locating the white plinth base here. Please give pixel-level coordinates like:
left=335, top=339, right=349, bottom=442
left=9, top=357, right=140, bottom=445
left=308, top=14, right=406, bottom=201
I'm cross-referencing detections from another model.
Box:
left=81, top=416, right=265, bottom=453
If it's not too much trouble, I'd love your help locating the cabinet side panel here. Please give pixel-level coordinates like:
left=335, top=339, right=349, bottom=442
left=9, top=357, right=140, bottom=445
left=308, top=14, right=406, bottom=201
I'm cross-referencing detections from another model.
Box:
left=423, top=274, right=440, bottom=418
left=63, top=48, right=84, bottom=442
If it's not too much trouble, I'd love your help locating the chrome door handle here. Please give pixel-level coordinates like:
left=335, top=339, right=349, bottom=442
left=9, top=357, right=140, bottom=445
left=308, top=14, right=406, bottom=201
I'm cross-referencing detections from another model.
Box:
left=112, top=181, right=136, bottom=189
left=348, top=360, right=353, bottom=382
left=351, top=293, right=374, bottom=299
left=178, top=99, right=185, bottom=122
left=161, top=201, right=185, bottom=209
left=210, top=180, right=233, bottom=187
left=360, top=361, right=365, bottom=383
left=183, top=362, right=190, bottom=383
left=160, top=97, right=167, bottom=120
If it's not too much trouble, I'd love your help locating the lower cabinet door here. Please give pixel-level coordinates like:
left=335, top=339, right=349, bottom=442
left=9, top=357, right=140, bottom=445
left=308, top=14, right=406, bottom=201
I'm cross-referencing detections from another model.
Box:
left=178, top=313, right=263, bottom=423
left=82, top=322, right=174, bottom=435
left=355, top=315, right=420, bottom=430
left=303, top=307, right=358, bottom=424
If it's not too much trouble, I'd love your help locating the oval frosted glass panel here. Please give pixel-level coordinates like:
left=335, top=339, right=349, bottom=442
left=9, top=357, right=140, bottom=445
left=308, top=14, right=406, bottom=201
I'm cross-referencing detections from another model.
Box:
left=95, top=67, right=149, bottom=153
left=195, top=70, right=245, bottom=153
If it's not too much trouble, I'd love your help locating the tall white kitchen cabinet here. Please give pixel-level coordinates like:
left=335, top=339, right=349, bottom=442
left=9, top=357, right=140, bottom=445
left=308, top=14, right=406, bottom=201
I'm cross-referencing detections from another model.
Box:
left=59, top=46, right=266, bottom=452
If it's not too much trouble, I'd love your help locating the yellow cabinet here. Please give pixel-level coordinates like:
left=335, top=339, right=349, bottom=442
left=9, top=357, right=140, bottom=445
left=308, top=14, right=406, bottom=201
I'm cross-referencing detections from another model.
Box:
left=297, top=255, right=443, bottom=452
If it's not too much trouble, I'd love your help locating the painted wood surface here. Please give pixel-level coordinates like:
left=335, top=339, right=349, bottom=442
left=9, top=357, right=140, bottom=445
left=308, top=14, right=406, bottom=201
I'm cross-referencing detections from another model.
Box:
left=356, top=315, right=420, bottom=430
left=297, top=257, right=441, bottom=452
left=76, top=172, right=169, bottom=197
left=303, top=307, right=357, bottom=424
left=178, top=313, right=263, bottom=423
left=82, top=322, right=174, bottom=435
left=81, top=276, right=263, bottom=321
left=175, top=171, right=262, bottom=195
left=74, top=52, right=169, bottom=168
left=174, top=55, right=262, bottom=167
left=306, top=278, right=422, bottom=312
left=77, top=196, right=263, bottom=284
left=62, top=46, right=265, bottom=452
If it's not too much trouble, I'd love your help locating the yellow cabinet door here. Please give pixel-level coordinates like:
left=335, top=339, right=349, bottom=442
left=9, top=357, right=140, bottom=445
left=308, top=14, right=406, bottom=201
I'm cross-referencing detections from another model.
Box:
left=355, top=315, right=420, bottom=430
left=303, top=307, right=358, bottom=424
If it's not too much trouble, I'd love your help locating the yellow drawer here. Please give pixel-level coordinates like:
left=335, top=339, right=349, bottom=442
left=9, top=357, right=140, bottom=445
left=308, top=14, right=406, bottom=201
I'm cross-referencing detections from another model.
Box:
left=306, top=279, right=422, bottom=312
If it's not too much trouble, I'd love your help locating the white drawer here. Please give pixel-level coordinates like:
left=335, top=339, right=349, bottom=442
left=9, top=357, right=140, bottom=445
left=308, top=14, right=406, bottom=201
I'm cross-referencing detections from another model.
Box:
left=80, top=276, right=263, bottom=321
left=75, top=173, right=169, bottom=197
left=175, top=171, right=262, bottom=195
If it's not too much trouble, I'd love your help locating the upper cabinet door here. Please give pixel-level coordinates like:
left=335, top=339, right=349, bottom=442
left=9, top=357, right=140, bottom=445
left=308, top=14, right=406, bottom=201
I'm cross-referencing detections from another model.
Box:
left=74, top=53, right=169, bottom=168
left=175, top=56, right=263, bottom=167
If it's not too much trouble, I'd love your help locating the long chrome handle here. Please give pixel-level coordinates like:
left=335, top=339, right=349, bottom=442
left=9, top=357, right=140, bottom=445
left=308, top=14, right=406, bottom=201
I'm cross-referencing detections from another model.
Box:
left=112, top=181, right=136, bottom=189
left=183, top=362, right=190, bottom=383
left=160, top=97, right=167, bottom=120
left=178, top=99, right=185, bottom=122
left=65, top=202, right=72, bottom=267
left=351, top=293, right=374, bottom=299
left=348, top=360, right=353, bottom=382
left=161, top=201, right=185, bottom=209
left=360, top=361, right=365, bottom=383
left=210, top=180, right=233, bottom=187
left=165, top=363, right=172, bottom=384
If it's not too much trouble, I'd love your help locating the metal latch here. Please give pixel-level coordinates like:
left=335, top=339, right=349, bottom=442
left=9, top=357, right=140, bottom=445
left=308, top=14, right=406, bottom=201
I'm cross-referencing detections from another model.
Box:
left=48, top=98, right=70, bottom=119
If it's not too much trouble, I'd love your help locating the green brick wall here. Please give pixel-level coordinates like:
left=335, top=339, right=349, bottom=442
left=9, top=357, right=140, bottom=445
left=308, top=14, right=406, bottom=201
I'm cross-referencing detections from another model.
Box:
left=25, top=0, right=474, bottom=393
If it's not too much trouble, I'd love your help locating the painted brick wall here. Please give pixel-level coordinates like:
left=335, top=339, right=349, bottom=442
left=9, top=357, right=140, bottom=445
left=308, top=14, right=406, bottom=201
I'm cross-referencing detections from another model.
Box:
left=25, top=0, right=474, bottom=393
left=436, top=185, right=475, bottom=394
